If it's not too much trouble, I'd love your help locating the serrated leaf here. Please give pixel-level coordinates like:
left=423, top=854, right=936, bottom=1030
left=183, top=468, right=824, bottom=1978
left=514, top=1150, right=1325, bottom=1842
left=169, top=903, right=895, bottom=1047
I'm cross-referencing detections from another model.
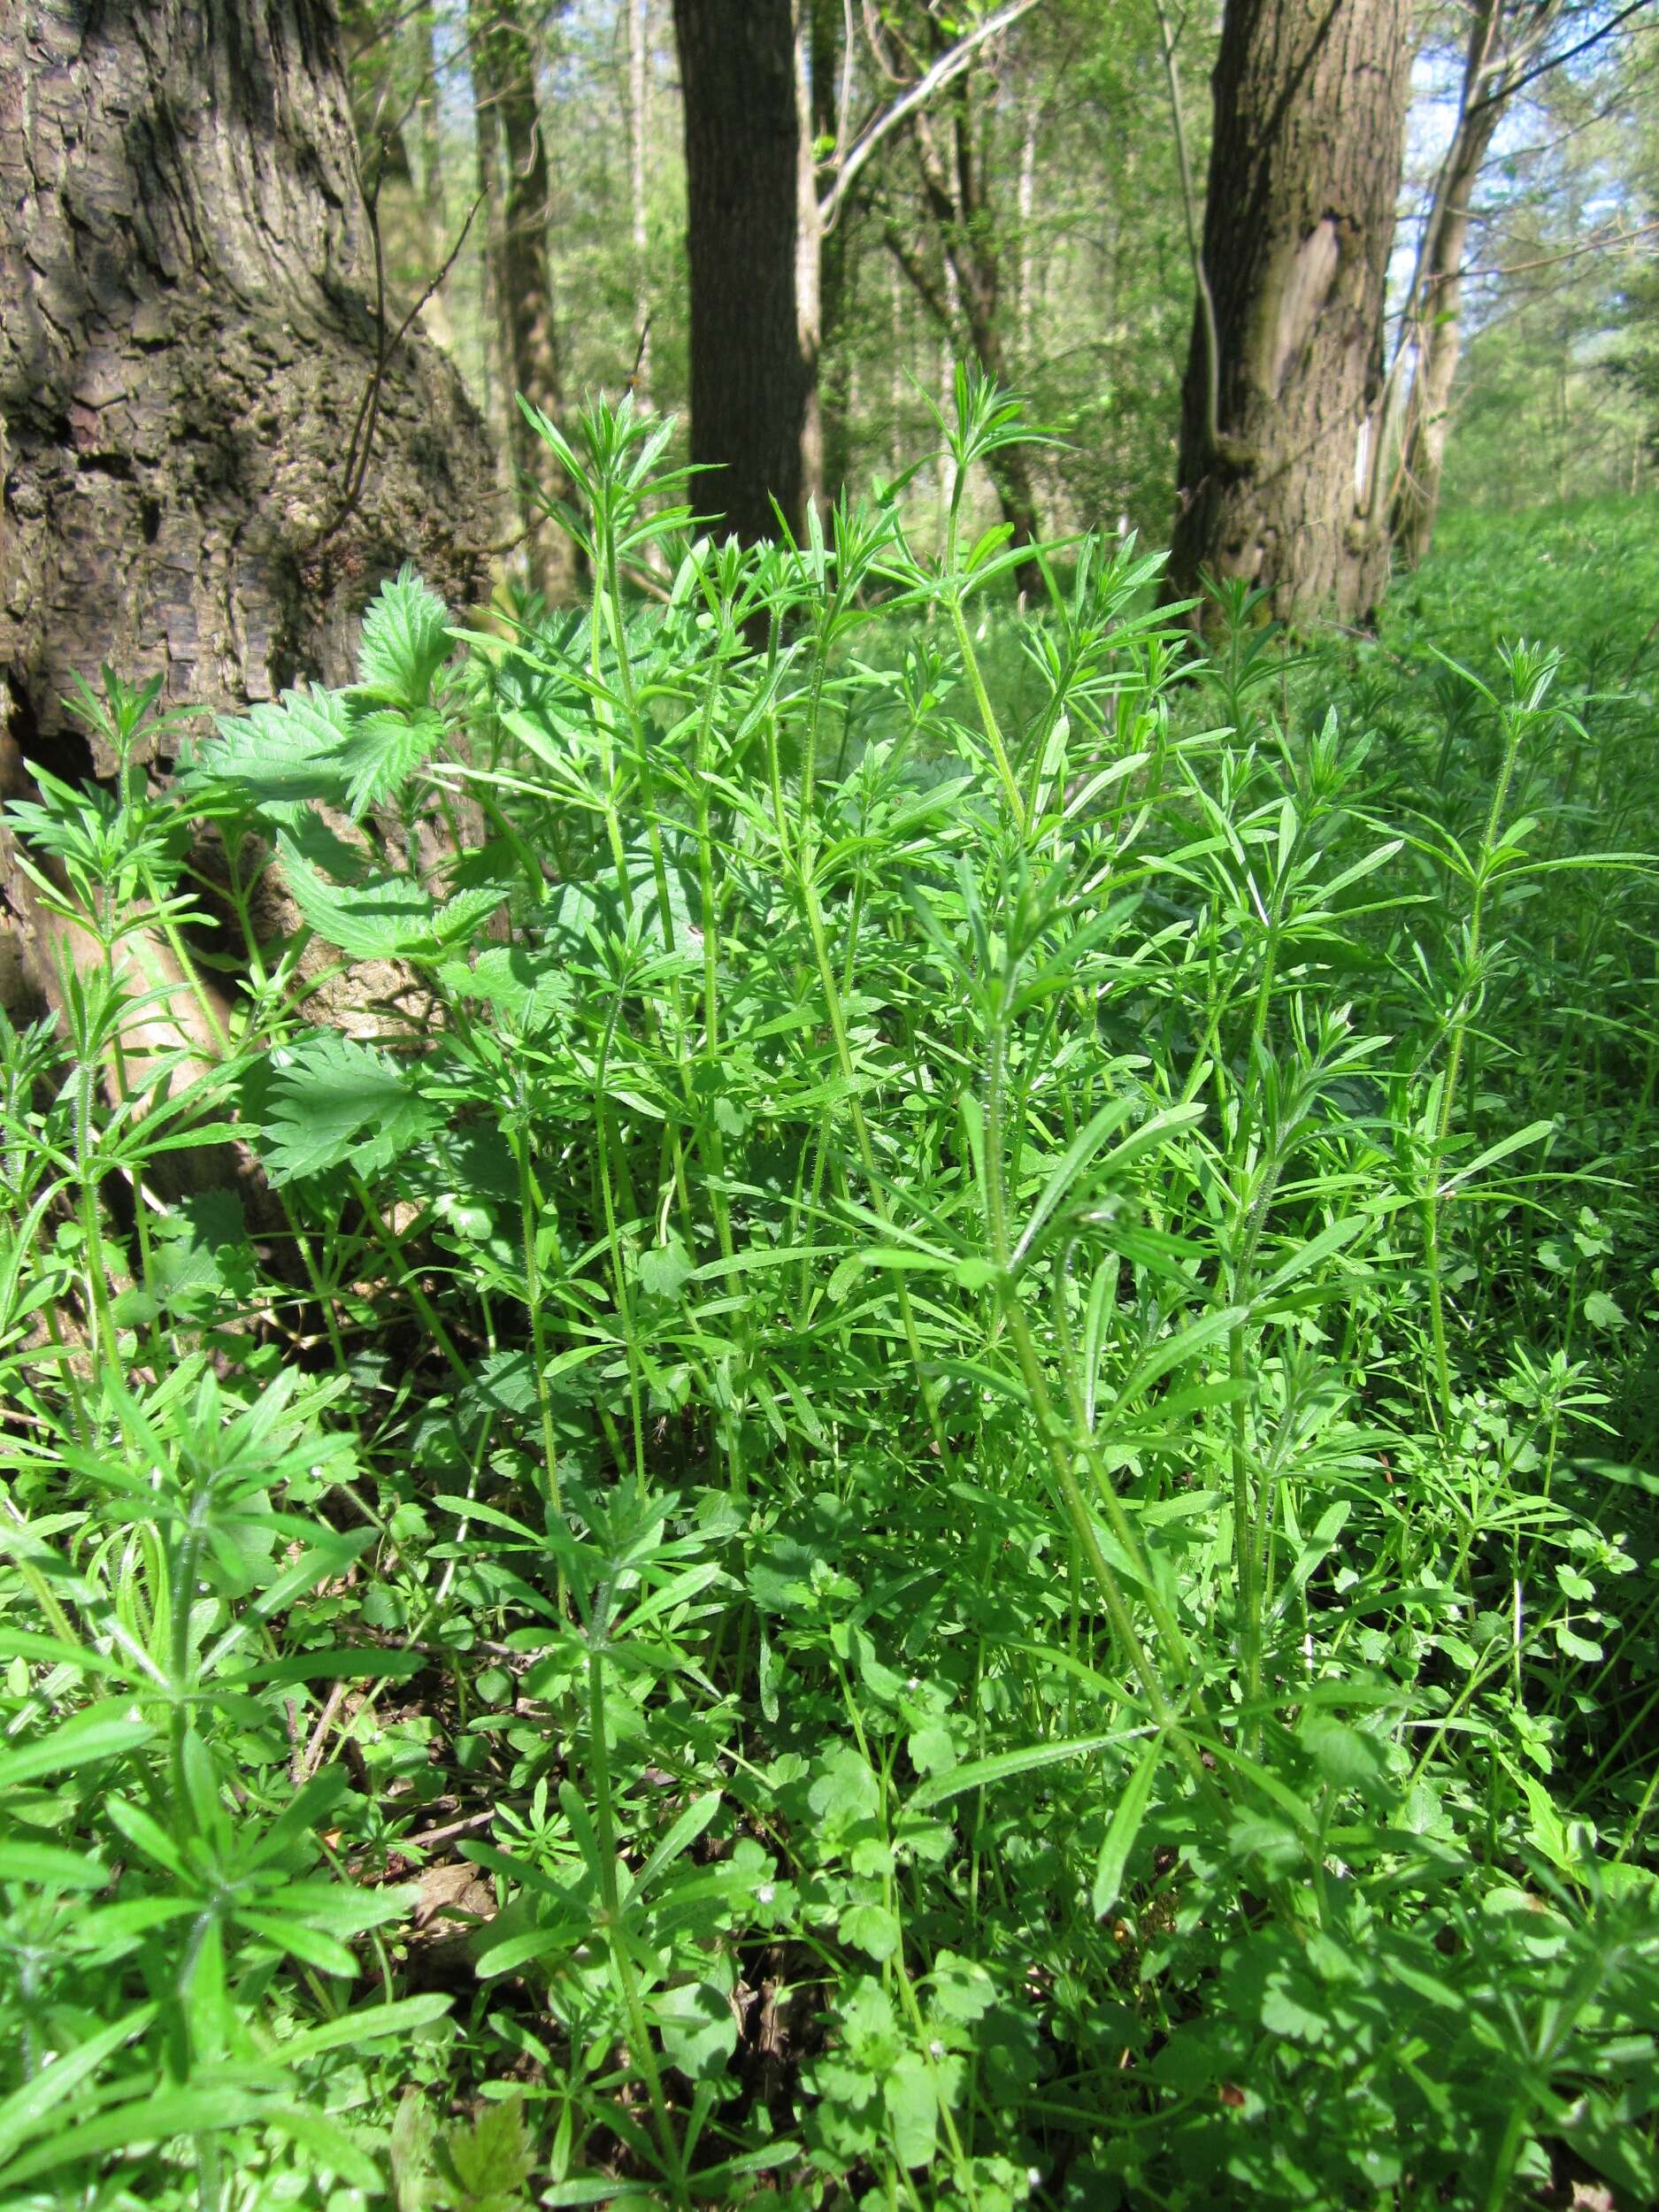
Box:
left=259, top=1032, right=441, bottom=1184
left=437, top=945, right=572, bottom=1025
left=341, top=706, right=449, bottom=819
left=191, top=690, right=354, bottom=815
left=276, top=835, right=441, bottom=961
left=145, top=1189, right=255, bottom=1318
left=357, top=567, right=455, bottom=710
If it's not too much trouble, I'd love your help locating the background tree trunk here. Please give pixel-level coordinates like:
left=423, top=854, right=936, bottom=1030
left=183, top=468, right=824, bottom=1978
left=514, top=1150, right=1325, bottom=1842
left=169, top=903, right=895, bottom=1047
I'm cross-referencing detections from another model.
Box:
left=1388, top=126, right=1493, bottom=568
left=627, top=0, right=652, bottom=396
left=813, top=0, right=853, bottom=505
left=885, top=35, right=1042, bottom=586
left=1166, top=0, right=1412, bottom=626
left=1386, top=0, right=1530, bottom=568
left=671, top=0, right=818, bottom=541
left=469, top=0, right=579, bottom=600
left=0, top=0, right=495, bottom=774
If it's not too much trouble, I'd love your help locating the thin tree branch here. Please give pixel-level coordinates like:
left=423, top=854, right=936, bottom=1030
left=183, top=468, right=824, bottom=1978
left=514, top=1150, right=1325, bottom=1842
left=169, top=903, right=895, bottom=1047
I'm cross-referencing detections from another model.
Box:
left=1465, top=0, right=1653, bottom=118
left=1463, top=214, right=1659, bottom=279
left=311, top=188, right=486, bottom=551
left=819, top=0, right=1041, bottom=232
left=836, top=0, right=856, bottom=163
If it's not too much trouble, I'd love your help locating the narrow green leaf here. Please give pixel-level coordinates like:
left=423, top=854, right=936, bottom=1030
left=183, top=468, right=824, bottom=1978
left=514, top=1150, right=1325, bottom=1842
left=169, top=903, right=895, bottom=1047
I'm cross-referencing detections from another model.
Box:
left=1092, top=1736, right=1163, bottom=1918
left=909, top=1729, right=1146, bottom=1813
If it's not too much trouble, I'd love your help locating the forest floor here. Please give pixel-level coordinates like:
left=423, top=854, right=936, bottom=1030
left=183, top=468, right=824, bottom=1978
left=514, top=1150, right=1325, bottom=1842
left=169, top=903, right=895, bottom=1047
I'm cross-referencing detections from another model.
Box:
left=2, top=438, right=1657, bottom=2212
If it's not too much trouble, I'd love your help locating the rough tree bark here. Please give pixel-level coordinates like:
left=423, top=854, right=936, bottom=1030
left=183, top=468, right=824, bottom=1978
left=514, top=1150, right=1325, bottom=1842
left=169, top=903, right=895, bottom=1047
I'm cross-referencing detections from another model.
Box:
left=469, top=0, right=579, bottom=601
left=1166, top=0, right=1412, bottom=626
left=671, top=0, right=820, bottom=542
left=0, top=0, right=496, bottom=1056
left=1, top=0, right=495, bottom=771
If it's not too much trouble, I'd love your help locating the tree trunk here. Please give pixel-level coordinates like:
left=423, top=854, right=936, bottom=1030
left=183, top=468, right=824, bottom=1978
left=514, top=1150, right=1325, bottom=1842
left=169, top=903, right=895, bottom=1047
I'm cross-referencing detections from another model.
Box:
left=1387, top=0, right=1508, bottom=567
left=1017, top=104, right=1037, bottom=365
left=887, top=50, right=1042, bottom=587
left=671, top=0, right=819, bottom=541
left=626, top=0, right=652, bottom=397
left=1166, top=0, right=1412, bottom=626
left=813, top=0, right=852, bottom=504
left=1, top=0, right=495, bottom=772
left=0, top=0, right=501, bottom=1143
left=469, top=0, right=578, bottom=602
left=470, top=9, right=511, bottom=457
left=1388, top=144, right=1486, bottom=567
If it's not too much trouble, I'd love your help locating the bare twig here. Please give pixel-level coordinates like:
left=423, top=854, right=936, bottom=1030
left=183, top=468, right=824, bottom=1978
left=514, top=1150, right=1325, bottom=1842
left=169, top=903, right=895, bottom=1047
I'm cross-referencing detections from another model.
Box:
left=311, top=187, right=486, bottom=552
left=1463, top=216, right=1659, bottom=280
left=300, top=1678, right=351, bottom=1783
left=397, top=1809, right=496, bottom=1855
left=1464, top=0, right=1654, bottom=119
left=387, top=188, right=486, bottom=356
left=819, top=0, right=1041, bottom=232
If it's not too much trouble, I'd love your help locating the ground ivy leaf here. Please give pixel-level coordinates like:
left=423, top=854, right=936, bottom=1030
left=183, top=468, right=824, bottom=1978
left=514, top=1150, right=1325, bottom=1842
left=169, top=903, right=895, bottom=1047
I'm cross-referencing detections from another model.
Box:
left=1260, top=1968, right=1328, bottom=2045
left=654, top=1979, right=738, bottom=2081
left=809, top=1743, right=881, bottom=1836
left=908, top=1722, right=956, bottom=1777
left=840, top=1899, right=900, bottom=1958
left=637, top=1234, right=694, bottom=1300
left=1583, top=1288, right=1626, bottom=1331
left=884, top=2047, right=938, bottom=2167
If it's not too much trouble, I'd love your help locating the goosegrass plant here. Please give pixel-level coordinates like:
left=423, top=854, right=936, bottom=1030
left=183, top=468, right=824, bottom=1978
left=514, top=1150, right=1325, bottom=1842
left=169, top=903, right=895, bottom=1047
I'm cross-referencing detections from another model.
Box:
left=0, top=378, right=1656, bottom=2208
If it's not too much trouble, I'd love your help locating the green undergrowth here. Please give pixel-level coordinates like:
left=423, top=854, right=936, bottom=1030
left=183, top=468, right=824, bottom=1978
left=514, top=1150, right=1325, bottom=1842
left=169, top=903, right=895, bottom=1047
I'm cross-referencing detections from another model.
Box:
left=2, top=380, right=1657, bottom=2210
left=1379, top=495, right=1659, bottom=683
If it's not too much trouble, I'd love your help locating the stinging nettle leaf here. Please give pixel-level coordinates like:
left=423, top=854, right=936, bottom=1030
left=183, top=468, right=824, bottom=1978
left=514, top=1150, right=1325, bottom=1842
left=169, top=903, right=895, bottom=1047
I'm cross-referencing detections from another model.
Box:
left=356, top=565, right=456, bottom=710
left=188, top=689, right=354, bottom=816
left=276, top=834, right=442, bottom=961
left=339, top=704, right=449, bottom=819
left=257, top=1031, right=441, bottom=1183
